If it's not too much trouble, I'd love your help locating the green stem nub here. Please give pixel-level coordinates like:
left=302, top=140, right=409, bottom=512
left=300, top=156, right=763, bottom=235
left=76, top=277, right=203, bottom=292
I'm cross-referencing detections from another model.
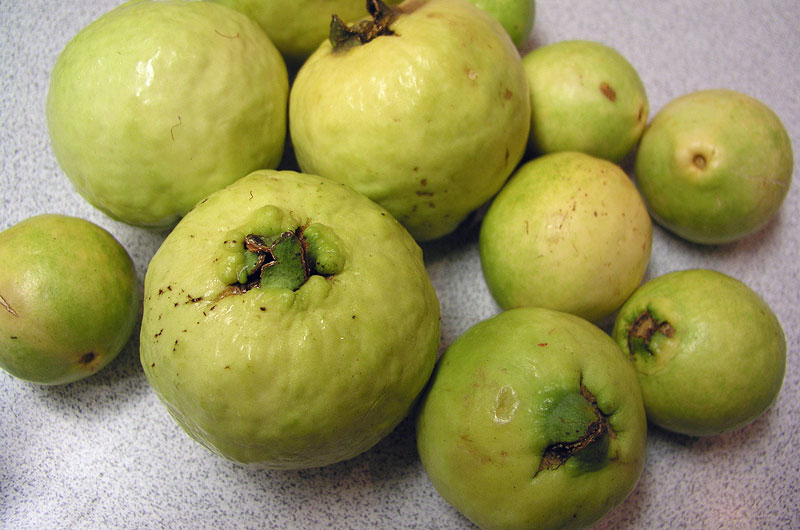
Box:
left=329, top=0, right=398, bottom=50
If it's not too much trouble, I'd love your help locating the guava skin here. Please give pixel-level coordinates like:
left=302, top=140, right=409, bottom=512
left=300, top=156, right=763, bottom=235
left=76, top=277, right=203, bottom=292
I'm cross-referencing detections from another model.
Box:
left=140, top=170, right=441, bottom=469
left=612, top=269, right=786, bottom=437
left=523, top=40, right=649, bottom=163
left=416, top=307, right=647, bottom=530
left=46, top=0, right=289, bottom=229
left=479, top=151, right=652, bottom=323
left=0, top=214, right=140, bottom=385
left=634, top=89, right=793, bottom=244
left=289, top=0, right=531, bottom=242
left=466, top=0, right=535, bottom=48
left=210, top=0, right=402, bottom=68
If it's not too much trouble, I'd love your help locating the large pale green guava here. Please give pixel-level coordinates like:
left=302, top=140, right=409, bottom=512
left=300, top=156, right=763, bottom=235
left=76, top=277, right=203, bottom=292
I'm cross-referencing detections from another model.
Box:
left=522, top=40, right=649, bottom=163
left=210, top=0, right=402, bottom=67
left=0, top=214, right=140, bottom=385
left=139, top=170, right=441, bottom=468
left=46, top=0, right=289, bottom=229
left=634, top=89, right=793, bottom=244
left=289, top=0, right=531, bottom=241
left=479, top=151, right=652, bottom=323
left=612, top=269, right=786, bottom=437
left=417, top=307, right=647, bottom=530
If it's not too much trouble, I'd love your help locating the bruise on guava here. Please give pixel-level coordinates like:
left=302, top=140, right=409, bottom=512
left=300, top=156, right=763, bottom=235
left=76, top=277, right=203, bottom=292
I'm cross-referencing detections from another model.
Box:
left=535, top=380, right=614, bottom=478
left=627, top=309, right=674, bottom=358
left=329, top=0, right=398, bottom=50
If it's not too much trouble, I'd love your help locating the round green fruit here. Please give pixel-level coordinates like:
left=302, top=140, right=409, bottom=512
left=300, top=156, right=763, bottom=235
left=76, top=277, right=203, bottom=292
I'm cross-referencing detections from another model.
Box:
left=210, top=0, right=402, bottom=67
left=479, top=151, right=652, bottom=322
left=466, top=0, right=535, bottom=48
left=46, top=0, right=289, bottom=229
left=612, top=269, right=786, bottom=437
left=289, top=0, right=531, bottom=241
left=634, top=89, right=793, bottom=244
left=0, top=214, right=140, bottom=385
left=140, top=170, right=441, bottom=468
left=523, top=40, right=649, bottom=162
left=416, top=307, right=647, bottom=530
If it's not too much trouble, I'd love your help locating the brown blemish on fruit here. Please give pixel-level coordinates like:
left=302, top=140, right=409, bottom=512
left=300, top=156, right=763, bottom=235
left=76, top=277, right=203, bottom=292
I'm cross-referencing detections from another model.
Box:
left=0, top=294, right=18, bottom=317
left=599, top=82, right=616, bottom=102
left=79, top=352, right=97, bottom=365
left=534, top=382, right=613, bottom=478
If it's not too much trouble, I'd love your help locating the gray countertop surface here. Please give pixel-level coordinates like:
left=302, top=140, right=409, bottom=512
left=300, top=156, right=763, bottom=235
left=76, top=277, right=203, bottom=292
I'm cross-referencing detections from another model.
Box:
left=1, top=1, right=799, bottom=529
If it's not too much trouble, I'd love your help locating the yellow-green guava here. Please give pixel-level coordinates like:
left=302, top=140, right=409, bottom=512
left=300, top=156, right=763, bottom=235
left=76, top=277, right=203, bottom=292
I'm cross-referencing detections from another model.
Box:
left=46, top=0, right=289, bottom=229
left=289, top=0, right=531, bottom=241
left=210, top=0, right=402, bottom=68
left=416, top=307, right=647, bottom=530
left=0, top=214, right=140, bottom=385
left=139, top=170, right=441, bottom=468
left=612, top=269, right=786, bottom=437
left=466, top=0, right=535, bottom=48
left=522, top=40, right=649, bottom=163
left=479, top=151, right=652, bottom=323
left=634, top=89, right=793, bottom=244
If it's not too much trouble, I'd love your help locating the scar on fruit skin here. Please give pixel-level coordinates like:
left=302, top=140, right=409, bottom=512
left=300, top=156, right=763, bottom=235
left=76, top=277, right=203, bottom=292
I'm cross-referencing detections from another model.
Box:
left=599, top=82, right=616, bottom=102
left=0, top=294, right=18, bottom=316
left=170, top=116, right=182, bottom=141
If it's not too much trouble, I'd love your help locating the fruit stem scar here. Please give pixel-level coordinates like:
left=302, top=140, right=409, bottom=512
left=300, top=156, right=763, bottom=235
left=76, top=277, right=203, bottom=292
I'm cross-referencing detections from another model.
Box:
left=329, top=0, right=398, bottom=50
left=0, top=294, right=18, bottom=316
left=628, top=310, right=674, bottom=356
left=535, top=382, right=613, bottom=477
left=692, top=153, right=707, bottom=169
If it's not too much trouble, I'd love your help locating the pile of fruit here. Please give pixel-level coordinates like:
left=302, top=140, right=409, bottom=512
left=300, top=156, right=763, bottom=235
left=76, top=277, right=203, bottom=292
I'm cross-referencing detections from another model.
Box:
left=0, top=1, right=792, bottom=529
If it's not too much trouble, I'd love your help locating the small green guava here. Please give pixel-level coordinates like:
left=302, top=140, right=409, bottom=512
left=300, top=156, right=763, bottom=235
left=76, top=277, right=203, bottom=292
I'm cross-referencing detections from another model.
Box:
left=46, top=0, right=289, bottom=229
left=465, top=0, right=535, bottom=48
left=210, top=0, right=403, bottom=68
left=416, top=307, right=647, bottom=530
left=139, top=170, right=440, bottom=469
left=612, top=269, right=786, bottom=437
left=634, top=89, right=793, bottom=244
left=0, top=214, right=140, bottom=385
left=289, top=0, right=531, bottom=241
left=522, top=40, right=649, bottom=162
left=479, top=151, right=652, bottom=323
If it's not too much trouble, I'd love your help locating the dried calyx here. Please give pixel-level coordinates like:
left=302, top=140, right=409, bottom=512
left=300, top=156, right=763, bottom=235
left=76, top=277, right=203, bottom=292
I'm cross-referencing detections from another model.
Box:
left=627, top=310, right=674, bottom=357
left=329, top=0, right=398, bottom=50
left=535, top=383, right=613, bottom=477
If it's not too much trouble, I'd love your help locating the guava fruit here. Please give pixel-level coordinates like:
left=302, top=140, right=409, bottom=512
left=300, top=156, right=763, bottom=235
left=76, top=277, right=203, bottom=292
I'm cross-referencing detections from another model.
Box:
left=466, top=0, right=535, bottom=48
left=634, top=89, right=793, bottom=244
left=210, top=0, right=402, bottom=68
left=612, top=269, right=786, bottom=437
left=139, top=170, right=441, bottom=468
left=289, top=0, right=531, bottom=241
left=416, top=307, right=647, bottom=530
left=479, top=151, right=652, bottom=322
left=0, top=214, right=140, bottom=385
left=46, top=0, right=289, bottom=229
left=522, top=40, right=649, bottom=163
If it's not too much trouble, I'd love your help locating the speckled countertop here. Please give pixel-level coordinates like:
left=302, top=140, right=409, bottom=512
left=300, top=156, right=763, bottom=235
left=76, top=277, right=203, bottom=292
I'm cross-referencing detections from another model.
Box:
left=1, top=1, right=799, bottom=529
